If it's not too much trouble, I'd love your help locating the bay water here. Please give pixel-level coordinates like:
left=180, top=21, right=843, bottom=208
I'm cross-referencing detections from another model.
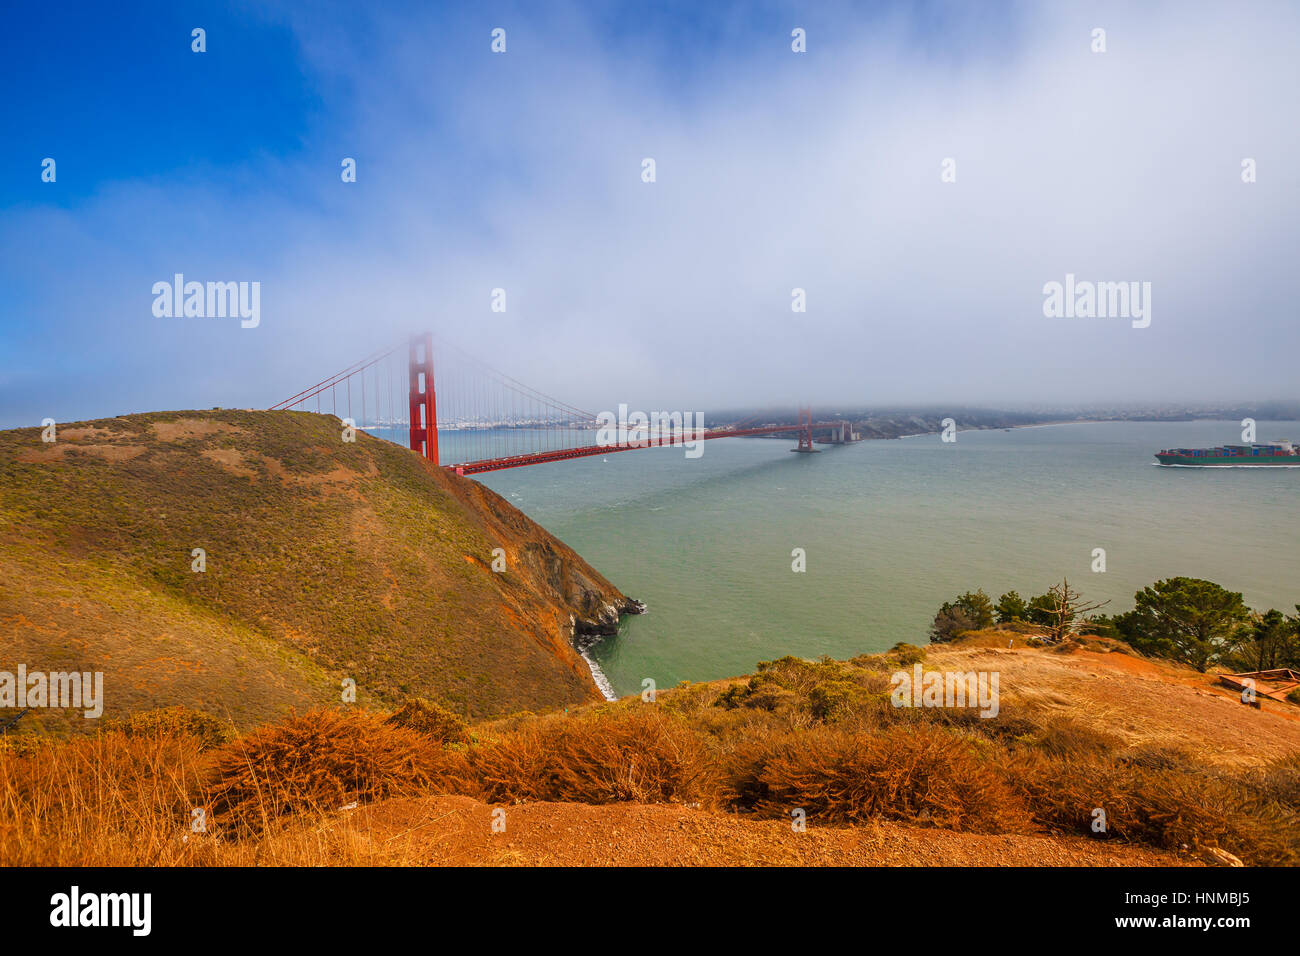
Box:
left=392, top=420, right=1298, bottom=698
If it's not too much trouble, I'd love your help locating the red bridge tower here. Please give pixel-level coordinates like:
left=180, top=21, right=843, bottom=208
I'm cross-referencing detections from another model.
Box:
left=794, top=407, right=818, bottom=454
left=408, top=333, right=438, bottom=464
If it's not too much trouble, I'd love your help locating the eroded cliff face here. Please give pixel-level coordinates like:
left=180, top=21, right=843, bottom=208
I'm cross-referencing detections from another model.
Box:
left=0, top=410, right=640, bottom=728
left=431, top=469, right=644, bottom=697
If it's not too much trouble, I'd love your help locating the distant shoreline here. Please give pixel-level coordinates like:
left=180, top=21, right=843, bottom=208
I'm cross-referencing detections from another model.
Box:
left=896, top=417, right=1297, bottom=440
left=896, top=419, right=1092, bottom=440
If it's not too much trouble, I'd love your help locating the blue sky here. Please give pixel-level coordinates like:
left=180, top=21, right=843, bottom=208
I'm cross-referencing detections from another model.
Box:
left=2, top=1, right=1297, bottom=427
left=1, top=3, right=316, bottom=209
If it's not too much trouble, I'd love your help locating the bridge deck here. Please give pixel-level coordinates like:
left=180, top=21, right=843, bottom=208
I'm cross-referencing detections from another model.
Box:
left=448, top=423, right=848, bottom=475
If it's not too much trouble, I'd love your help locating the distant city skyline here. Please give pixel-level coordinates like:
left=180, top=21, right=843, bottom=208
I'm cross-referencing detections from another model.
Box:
left=2, top=0, right=1298, bottom=429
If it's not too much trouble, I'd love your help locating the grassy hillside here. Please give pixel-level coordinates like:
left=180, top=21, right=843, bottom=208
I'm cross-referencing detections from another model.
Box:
left=0, top=410, right=634, bottom=731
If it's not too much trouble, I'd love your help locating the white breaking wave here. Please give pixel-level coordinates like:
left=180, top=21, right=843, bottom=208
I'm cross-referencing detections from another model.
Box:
left=580, top=650, right=618, bottom=701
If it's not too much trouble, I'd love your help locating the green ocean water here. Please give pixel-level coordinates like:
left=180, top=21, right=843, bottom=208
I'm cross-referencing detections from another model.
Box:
left=471, top=420, right=1300, bottom=698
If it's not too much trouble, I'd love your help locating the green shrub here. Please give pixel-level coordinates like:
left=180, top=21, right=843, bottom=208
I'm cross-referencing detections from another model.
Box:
left=104, top=706, right=233, bottom=751
left=930, top=590, right=995, bottom=643
left=384, top=698, right=468, bottom=744
left=888, top=642, right=926, bottom=666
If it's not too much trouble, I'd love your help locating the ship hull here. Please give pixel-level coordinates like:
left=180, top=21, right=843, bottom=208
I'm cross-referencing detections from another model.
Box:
left=1155, top=454, right=1300, bottom=466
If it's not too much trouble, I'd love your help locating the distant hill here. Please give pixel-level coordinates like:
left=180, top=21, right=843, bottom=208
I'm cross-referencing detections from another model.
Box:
left=0, top=410, right=635, bottom=732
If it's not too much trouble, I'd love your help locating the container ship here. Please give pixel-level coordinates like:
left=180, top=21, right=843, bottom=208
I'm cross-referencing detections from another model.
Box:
left=1155, top=440, right=1300, bottom=466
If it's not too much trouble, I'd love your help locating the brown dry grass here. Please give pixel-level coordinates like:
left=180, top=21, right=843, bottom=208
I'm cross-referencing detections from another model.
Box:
left=0, top=728, right=206, bottom=865
left=0, top=709, right=456, bottom=864
left=925, top=641, right=1300, bottom=766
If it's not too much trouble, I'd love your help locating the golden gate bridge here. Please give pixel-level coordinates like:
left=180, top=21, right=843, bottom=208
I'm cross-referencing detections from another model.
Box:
left=269, top=334, right=859, bottom=475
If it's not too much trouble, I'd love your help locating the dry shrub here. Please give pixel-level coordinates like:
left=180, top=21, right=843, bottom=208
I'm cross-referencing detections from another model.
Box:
left=721, top=723, right=1029, bottom=833
left=0, top=729, right=205, bottom=865
left=1117, top=744, right=1199, bottom=771
left=384, top=698, right=468, bottom=744
left=1009, top=751, right=1300, bottom=866
left=104, top=705, right=234, bottom=750
left=1254, top=751, right=1300, bottom=808
left=470, top=706, right=707, bottom=804
left=878, top=694, right=1037, bottom=746
left=1022, top=715, right=1122, bottom=758
left=204, top=709, right=439, bottom=833
left=420, top=745, right=482, bottom=797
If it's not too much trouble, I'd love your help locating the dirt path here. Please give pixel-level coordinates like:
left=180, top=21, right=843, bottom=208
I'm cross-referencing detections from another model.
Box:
left=347, top=795, right=1194, bottom=866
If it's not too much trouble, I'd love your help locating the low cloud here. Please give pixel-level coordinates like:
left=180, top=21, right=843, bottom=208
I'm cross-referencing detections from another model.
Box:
left=3, top=1, right=1297, bottom=425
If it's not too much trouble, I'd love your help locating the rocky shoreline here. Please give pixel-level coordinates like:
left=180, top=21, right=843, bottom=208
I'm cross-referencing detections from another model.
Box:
left=571, top=599, right=646, bottom=700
